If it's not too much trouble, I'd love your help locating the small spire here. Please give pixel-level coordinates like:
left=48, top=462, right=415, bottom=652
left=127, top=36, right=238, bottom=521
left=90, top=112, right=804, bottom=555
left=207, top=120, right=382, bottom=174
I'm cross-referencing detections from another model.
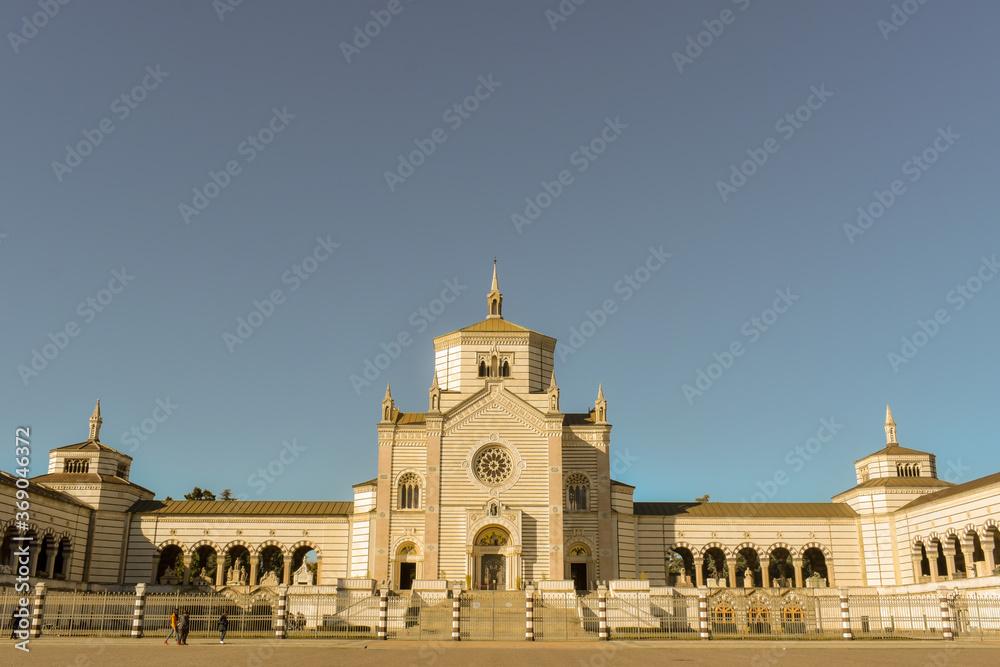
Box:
left=487, top=261, right=503, bottom=319
left=431, top=373, right=439, bottom=389
left=88, top=400, right=103, bottom=440
left=595, top=383, right=607, bottom=424
left=885, top=404, right=897, bottom=445
left=384, top=382, right=392, bottom=400
left=548, top=372, right=558, bottom=391
left=597, top=383, right=605, bottom=401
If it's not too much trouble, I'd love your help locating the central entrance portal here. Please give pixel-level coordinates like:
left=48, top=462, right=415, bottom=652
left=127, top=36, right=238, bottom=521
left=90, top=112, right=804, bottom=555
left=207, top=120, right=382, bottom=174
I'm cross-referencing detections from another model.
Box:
left=570, top=562, right=588, bottom=591
left=481, top=554, right=506, bottom=589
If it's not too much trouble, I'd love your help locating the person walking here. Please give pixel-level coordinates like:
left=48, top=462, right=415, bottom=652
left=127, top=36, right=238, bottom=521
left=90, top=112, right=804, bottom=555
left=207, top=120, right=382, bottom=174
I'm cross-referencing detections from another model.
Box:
left=176, top=609, right=189, bottom=645
left=218, top=612, right=228, bottom=644
left=9, top=606, right=19, bottom=640
left=164, top=609, right=178, bottom=644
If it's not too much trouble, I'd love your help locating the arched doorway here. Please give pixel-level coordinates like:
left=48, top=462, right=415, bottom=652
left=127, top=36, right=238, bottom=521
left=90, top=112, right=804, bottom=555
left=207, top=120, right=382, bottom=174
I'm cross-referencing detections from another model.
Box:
left=52, top=537, right=71, bottom=579
left=565, top=543, right=591, bottom=591
left=291, top=545, right=318, bottom=585
left=472, top=527, right=512, bottom=590
left=396, top=543, right=420, bottom=590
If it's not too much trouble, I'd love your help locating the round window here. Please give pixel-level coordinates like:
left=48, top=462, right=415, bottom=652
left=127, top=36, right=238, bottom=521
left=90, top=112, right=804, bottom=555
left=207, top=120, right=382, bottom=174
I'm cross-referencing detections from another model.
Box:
left=474, top=446, right=513, bottom=485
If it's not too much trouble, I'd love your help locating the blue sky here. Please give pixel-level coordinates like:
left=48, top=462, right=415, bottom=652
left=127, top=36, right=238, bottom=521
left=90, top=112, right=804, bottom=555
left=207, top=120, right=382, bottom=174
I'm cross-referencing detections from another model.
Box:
left=3, top=1, right=998, bottom=504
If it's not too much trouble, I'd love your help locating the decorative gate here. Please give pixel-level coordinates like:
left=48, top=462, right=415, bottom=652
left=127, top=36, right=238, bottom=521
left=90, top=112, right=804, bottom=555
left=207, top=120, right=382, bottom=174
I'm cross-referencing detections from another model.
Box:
left=460, top=590, right=523, bottom=640
left=481, top=555, right=506, bottom=589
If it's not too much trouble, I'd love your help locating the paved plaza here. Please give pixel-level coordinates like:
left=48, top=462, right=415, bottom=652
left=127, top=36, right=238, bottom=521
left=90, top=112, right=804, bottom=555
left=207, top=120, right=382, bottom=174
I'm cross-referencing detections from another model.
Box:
left=7, top=638, right=1000, bottom=667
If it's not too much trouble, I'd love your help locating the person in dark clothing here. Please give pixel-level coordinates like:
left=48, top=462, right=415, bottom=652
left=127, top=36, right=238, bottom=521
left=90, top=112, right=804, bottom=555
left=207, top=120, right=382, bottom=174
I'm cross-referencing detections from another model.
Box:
left=218, top=613, right=228, bottom=644
left=9, top=606, right=19, bottom=640
left=178, top=610, right=190, bottom=645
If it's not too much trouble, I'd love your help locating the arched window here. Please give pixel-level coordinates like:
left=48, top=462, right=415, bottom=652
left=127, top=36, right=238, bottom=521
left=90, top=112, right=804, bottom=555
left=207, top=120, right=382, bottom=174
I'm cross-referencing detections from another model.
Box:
left=479, top=361, right=487, bottom=377
left=398, top=473, right=421, bottom=510
left=502, top=361, right=510, bottom=377
left=64, top=458, right=89, bottom=473
left=565, top=473, right=589, bottom=511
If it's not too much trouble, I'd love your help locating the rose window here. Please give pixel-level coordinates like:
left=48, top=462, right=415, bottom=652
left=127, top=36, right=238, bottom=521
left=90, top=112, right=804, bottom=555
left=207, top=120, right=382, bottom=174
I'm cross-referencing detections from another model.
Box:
left=474, top=446, right=513, bottom=485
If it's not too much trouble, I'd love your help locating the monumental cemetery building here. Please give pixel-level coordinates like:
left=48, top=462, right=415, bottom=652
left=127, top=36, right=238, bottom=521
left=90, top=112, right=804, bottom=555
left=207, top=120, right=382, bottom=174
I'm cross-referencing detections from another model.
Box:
left=2, top=266, right=1000, bottom=596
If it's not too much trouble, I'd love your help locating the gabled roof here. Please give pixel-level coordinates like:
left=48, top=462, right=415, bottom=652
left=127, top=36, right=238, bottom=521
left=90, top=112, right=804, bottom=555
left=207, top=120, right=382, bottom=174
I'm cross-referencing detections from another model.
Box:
left=899, top=471, right=1000, bottom=511
left=837, top=476, right=953, bottom=494
left=129, top=499, right=353, bottom=516
left=633, top=501, right=858, bottom=518
left=32, top=472, right=154, bottom=495
left=53, top=439, right=123, bottom=454
left=857, top=444, right=931, bottom=460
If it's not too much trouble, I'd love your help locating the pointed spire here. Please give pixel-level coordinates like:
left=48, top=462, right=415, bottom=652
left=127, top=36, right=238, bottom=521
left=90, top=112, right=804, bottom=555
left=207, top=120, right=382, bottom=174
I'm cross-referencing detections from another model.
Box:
left=381, top=383, right=395, bottom=422
left=88, top=400, right=103, bottom=440
left=884, top=404, right=897, bottom=446
left=595, top=383, right=607, bottom=424
left=546, top=372, right=560, bottom=413
left=487, top=260, right=503, bottom=319
left=429, top=373, right=441, bottom=413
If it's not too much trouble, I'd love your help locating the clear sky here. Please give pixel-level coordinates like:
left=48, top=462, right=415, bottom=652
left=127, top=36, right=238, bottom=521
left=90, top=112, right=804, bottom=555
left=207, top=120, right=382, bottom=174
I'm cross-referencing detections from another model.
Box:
left=3, top=1, right=998, bottom=505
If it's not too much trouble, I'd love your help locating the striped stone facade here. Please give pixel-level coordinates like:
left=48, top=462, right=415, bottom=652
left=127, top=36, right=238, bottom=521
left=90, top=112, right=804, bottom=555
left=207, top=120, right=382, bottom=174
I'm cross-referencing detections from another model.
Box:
left=2, top=268, right=999, bottom=593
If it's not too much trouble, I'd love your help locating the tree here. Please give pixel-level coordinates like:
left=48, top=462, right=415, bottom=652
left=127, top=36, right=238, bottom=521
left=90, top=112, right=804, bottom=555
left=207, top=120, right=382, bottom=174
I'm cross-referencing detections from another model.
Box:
left=184, top=487, right=216, bottom=500
left=220, top=489, right=233, bottom=500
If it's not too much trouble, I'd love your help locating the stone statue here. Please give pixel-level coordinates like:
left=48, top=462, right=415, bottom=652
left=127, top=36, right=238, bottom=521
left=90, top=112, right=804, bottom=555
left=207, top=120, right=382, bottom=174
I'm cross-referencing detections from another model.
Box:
left=743, top=568, right=754, bottom=588
left=239, top=565, right=248, bottom=585
left=293, top=562, right=314, bottom=585
left=260, top=570, right=279, bottom=586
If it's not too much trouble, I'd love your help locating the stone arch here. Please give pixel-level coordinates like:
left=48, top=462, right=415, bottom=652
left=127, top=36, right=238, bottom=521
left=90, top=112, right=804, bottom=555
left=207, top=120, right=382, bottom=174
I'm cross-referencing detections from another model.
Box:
left=187, top=539, right=221, bottom=556
left=224, top=539, right=254, bottom=554
left=467, top=516, right=521, bottom=548
left=733, top=542, right=763, bottom=557
left=254, top=539, right=289, bottom=557
left=564, top=534, right=596, bottom=555
left=701, top=542, right=732, bottom=557
left=764, top=542, right=793, bottom=558
left=157, top=538, right=187, bottom=554
left=733, top=543, right=764, bottom=587
left=798, top=542, right=832, bottom=559
left=289, top=540, right=322, bottom=559
left=391, top=534, right=424, bottom=555
left=672, top=541, right=699, bottom=557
